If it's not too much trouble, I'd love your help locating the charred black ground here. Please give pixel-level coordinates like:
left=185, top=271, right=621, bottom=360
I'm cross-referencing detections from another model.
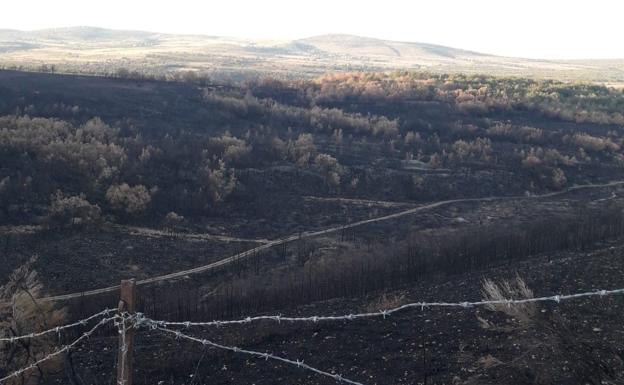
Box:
left=1, top=70, right=624, bottom=384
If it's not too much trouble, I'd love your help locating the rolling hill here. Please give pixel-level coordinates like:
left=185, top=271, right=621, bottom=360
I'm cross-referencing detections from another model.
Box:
left=0, top=26, right=623, bottom=83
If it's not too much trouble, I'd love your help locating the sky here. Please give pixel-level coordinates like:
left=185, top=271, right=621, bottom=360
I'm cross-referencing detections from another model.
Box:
left=1, top=0, right=622, bottom=60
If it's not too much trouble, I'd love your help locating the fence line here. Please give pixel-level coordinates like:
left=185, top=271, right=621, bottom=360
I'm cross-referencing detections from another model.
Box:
left=152, top=324, right=365, bottom=385
left=0, top=308, right=116, bottom=343
left=0, top=316, right=117, bottom=384
left=141, top=287, right=624, bottom=328
left=2, top=286, right=624, bottom=384
left=15, top=179, right=624, bottom=306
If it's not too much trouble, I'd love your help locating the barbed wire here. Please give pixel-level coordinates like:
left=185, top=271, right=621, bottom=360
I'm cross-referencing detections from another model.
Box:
left=123, top=287, right=624, bottom=384
left=0, top=308, right=116, bottom=343
left=1, top=284, right=622, bottom=384
left=152, top=323, right=365, bottom=385
left=143, top=287, right=624, bottom=328
left=0, top=315, right=117, bottom=384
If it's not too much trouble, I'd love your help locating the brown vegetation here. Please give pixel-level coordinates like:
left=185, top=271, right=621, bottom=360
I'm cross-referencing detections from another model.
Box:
left=0, top=257, right=67, bottom=384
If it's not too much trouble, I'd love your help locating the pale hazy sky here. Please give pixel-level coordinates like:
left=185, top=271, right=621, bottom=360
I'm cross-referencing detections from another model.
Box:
left=2, top=0, right=622, bottom=59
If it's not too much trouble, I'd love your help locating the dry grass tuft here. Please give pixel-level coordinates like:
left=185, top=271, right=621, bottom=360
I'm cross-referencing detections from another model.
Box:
left=366, top=292, right=406, bottom=312
left=0, top=256, right=67, bottom=385
left=480, top=274, right=537, bottom=327
left=477, top=354, right=503, bottom=369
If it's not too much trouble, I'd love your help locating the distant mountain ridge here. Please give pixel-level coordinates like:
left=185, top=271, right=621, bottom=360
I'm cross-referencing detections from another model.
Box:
left=0, top=27, right=486, bottom=56
left=297, top=34, right=487, bottom=59
left=1, top=26, right=623, bottom=83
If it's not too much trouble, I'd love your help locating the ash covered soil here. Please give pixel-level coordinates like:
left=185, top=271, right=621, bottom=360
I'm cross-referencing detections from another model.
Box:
left=5, top=185, right=623, bottom=297
left=61, top=240, right=624, bottom=385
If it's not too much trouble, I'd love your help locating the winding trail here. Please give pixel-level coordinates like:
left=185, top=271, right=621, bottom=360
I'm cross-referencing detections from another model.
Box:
left=303, top=196, right=416, bottom=208
left=30, top=180, right=624, bottom=303
left=118, top=225, right=270, bottom=244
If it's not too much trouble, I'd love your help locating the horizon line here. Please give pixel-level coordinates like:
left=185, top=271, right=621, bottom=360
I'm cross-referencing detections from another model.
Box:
left=4, top=25, right=624, bottom=61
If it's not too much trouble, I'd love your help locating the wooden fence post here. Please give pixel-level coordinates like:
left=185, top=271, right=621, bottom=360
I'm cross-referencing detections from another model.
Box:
left=117, top=279, right=136, bottom=385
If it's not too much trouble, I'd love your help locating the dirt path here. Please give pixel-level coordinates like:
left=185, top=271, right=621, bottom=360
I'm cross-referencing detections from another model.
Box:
left=0, top=225, right=41, bottom=235
left=119, top=225, right=270, bottom=244
left=302, top=196, right=416, bottom=208
left=29, top=180, right=624, bottom=303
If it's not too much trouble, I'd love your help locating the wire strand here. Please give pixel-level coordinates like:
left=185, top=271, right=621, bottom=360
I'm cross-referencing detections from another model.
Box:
left=0, top=308, right=116, bottom=343
left=0, top=316, right=117, bottom=384
left=153, top=324, right=365, bottom=385
left=144, top=287, right=624, bottom=328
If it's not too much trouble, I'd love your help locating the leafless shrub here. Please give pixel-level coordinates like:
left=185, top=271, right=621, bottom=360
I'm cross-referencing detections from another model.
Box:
left=451, top=138, right=492, bottom=162
left=46, top=191, right=101, bottom=229
left=208, top=132, right=250, bottom=164
left=486, top=123, right=544, bottom=143
left=163, top=211, right=185, bottom=234
left=564, top=133, right=620, bottom=153
left=106, top=183, right=151, bottom=215
left=200, top=159, right=237, bottom=203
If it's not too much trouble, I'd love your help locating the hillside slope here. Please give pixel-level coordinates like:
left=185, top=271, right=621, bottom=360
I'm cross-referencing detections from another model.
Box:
left=1, top=27, right=623, bottom=82
left=59, top=240, right=624, bottom=385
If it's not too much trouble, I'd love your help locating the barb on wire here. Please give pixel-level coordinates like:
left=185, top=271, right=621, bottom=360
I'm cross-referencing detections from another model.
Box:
left=0, top=316, right=117, bottom=384
left=152, top=324, right=365, bottom=385
left=146, top=287, right=624, bottom=328
left=0, top=308, right=116, bottom=343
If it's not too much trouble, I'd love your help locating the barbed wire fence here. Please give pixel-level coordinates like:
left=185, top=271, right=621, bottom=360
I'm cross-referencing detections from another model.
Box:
left=0, top=308, right=116, bottom=343
left=137, top=287, right=624, bottom=327
left=1, top=281, right=623, bottom=385
left=0, top=315, right=117, bottom=384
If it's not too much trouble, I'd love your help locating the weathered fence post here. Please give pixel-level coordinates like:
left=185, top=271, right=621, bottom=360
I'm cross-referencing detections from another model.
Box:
left=117, top=279, right=136, bottom=385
